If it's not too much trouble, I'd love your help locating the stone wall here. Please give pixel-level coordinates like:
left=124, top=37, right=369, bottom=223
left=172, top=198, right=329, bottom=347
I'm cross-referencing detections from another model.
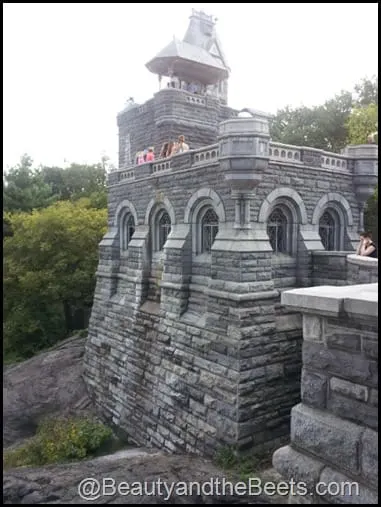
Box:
left=312, top=252, right=378, bottom=286
left=117, top=89, right=238, bottom=168
left=347, top=253, right=378, bottom=284
left=273, top=283, right=378, bottom=504
left=84, top=114, right=378, bottom=459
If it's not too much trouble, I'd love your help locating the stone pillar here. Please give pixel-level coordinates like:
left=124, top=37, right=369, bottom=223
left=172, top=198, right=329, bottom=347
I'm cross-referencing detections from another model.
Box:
left=160, top=224, right=192, bottom=318
left=273, top=283, right=378, bottom=504
left=199, top=112, right=299, bottom=452
left=344, top=144, right=378, bottom=232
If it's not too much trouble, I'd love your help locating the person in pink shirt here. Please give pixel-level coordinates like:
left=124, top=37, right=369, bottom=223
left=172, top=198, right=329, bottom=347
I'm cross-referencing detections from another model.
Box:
left=146, top=147, right=155, bottom=162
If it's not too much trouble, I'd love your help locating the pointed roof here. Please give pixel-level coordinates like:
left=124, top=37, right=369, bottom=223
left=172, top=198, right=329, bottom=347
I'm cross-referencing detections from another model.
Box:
left=183, top=10, right=229, bottom=70
left=145, top=10, right=230, bottom=85
left=145, top=38, right=229, bottom=85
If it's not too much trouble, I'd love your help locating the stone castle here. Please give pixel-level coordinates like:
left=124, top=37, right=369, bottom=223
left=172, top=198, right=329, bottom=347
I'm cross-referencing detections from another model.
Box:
left=84, top=10, right=378, bottom=504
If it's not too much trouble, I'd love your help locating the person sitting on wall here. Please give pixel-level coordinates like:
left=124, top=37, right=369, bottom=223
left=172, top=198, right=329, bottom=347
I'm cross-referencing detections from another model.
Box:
left=146, top=147, right=155, bottom=162
left=356, top=231, right=377, bottom=258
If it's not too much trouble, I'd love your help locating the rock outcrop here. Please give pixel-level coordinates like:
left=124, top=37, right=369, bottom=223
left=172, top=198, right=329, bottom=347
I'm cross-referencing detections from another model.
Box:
left=3, top=336, right=94, bottom=448
left=3, top=449, right=275, bottom=504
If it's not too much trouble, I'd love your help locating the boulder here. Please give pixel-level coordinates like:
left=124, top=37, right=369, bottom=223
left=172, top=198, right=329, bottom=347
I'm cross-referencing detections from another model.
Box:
left=3, top=336, right=94, bottom=448
left=3, top=450, right=273, bottom=504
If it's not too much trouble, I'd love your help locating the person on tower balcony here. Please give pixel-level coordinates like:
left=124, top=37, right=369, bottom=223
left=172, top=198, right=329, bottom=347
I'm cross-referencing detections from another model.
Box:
left=176, top=135, right=189, bottom=153
left=146, top=147, right=155, bottom=162
left=356, top=231, right=377, bottom=258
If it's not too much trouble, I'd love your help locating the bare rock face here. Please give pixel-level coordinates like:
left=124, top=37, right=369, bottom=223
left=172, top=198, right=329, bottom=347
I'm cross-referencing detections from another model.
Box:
left=3, top=450, right=272, bottom=504
left=3, top=336, right=94, bottom=448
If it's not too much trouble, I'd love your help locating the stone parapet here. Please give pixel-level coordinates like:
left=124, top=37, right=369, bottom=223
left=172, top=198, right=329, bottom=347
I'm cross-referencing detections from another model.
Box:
left=347, top=254, right=378, bottom=284
left=272, top=283, right=378, bottom=504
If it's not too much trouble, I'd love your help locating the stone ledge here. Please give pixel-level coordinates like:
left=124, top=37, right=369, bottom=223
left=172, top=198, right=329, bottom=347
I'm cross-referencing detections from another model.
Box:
left=281, top=283, right=378, bottom=318
left=347, top=254, right=378, bottom=267
left=312, top=251, right=354, bottom=257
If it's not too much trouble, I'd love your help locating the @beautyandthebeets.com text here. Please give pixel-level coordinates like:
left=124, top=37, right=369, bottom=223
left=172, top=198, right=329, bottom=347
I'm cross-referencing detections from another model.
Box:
left=77, top=477, right=360, bottom=501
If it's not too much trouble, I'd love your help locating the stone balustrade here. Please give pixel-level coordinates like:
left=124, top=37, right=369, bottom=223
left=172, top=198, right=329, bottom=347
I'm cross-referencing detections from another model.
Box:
left=269, top=143, right=303, bottom=164
left=112, top=139, right=353, bottom=185
left=272, top=283, right=378, bottom=504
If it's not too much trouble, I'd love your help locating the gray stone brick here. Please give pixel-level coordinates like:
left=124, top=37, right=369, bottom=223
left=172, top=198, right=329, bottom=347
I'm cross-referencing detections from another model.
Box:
left=361, top=428, right=378, bottom=487
left=301, top=369, right=327, bottom=408
left=329, top=377, right=368, bottom=402
left=303, top=341, right=378, bottom=388
left=290, top=404, right=362, bottom=475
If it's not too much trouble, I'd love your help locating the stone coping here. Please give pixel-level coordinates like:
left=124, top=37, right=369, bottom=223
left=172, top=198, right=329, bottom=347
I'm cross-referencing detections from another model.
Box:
left=312, top=251, right=354, bottom=257
left=281, top=283, right=378, bottom=318
left=347, top=253, right=379, bottom=267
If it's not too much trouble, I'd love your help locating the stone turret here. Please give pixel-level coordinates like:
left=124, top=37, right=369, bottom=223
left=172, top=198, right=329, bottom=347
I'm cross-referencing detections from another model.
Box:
left=344, top=144, right=378, bottom=231
left=145, top=9, right=230, bottom=104
left=218, top=111, right=271, bottom=228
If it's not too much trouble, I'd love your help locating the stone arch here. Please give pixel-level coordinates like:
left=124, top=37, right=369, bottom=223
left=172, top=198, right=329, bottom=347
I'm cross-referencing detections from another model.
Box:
left=145, top=195, right=176, bottom=225
left=113, top=199, right=138, bottom=227
left=311, top=193, right=353, bottom=226
left=258, top=187, right=308, bottom=225
left=184, top=188, right=226, bottom=224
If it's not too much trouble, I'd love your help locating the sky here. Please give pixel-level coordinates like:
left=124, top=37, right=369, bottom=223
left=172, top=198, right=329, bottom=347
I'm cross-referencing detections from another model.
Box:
left=3, top=3, right=378, bottom=170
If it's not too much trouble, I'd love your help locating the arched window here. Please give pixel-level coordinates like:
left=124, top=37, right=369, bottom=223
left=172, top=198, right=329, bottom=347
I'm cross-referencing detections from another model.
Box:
left=319, top=209, right=339, bottom=251
left=157, top=210, right=171, bottom=251
left=267, top=207, right=291, bottom=254
left=120, top=213, right=135, bottom=251
left=200, top=207, right=219, bottom=254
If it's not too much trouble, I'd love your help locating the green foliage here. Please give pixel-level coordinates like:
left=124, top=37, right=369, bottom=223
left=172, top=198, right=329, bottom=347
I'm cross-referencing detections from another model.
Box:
left=3, top=155, right=57, bottom=213
left=3, top=416, right=113, bottom=468
left=41, top=163, right=107, bottom=202
left=353, top=75, right=378, bottom=107
left=4, top=201, right=107, bottom=362
left=214, top=446, right=272, bottom=481
left=270, top=76, right=378, bottom=152
left=365, top=185, right=378, bottom=245
left=346, top=103, right=378, bottom=145
left=270, top=91, right=353, bottom=152
left=4, top=156, right=107, bottom=214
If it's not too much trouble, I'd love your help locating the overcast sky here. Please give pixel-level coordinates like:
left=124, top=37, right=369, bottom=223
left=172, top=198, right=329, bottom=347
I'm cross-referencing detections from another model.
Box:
left=3, top=2, right=378, bottom=170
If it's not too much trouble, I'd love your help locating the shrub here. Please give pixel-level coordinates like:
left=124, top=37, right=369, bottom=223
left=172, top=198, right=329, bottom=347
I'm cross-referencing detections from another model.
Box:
left=4, top=416, right=113, bottom=468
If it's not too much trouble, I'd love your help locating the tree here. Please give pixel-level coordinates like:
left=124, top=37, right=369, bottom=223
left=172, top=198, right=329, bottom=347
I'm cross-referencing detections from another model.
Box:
left=3, top=155, right=57, bottom=212
left=270, top=77, right=377, bottom=152
left=41, top=163, right=107, bottom=201
left=346, top=103, right=378, bottom=145
left=4, top=200, right=107, bottom=362
left=353, top=76, right=378, bottom=107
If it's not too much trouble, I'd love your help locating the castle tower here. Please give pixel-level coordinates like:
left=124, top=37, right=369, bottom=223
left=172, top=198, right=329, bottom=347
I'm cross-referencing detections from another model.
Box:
left=146, top=9, right=230, bottom=104
left=117, top=10, right=235, bottom=170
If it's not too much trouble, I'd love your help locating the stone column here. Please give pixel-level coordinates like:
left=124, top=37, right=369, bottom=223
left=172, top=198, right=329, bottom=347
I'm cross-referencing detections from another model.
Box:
left=160, top=224, right=192, bottom=318
left=272, top=283, right=378, bottom=504
left=344, top=144, right=378, bottom=232
left=200, top=112, right=299, bottom=453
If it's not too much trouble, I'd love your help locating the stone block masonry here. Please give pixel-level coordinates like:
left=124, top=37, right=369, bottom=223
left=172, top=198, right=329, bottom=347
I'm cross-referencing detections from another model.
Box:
left=273, top=283, right=378, bottom=504
left=84, top=94, right=377, bottom=459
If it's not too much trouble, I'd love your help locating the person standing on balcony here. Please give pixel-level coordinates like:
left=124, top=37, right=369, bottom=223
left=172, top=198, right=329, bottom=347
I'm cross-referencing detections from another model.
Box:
left=176, top=135, right=189, bottom=153
left=146, top=147, right=155, bottom=162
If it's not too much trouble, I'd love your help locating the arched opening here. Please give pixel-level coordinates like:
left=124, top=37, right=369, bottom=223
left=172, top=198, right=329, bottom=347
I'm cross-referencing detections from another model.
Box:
left=157, top=210, right=171, bottom=251
left=120, top=213, right=135, bottom=251
left=199, top=207, right=219, bottom=254
left=267, top=206, right=293, bottom=255
left=319, top=208, right=340, bottom=251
